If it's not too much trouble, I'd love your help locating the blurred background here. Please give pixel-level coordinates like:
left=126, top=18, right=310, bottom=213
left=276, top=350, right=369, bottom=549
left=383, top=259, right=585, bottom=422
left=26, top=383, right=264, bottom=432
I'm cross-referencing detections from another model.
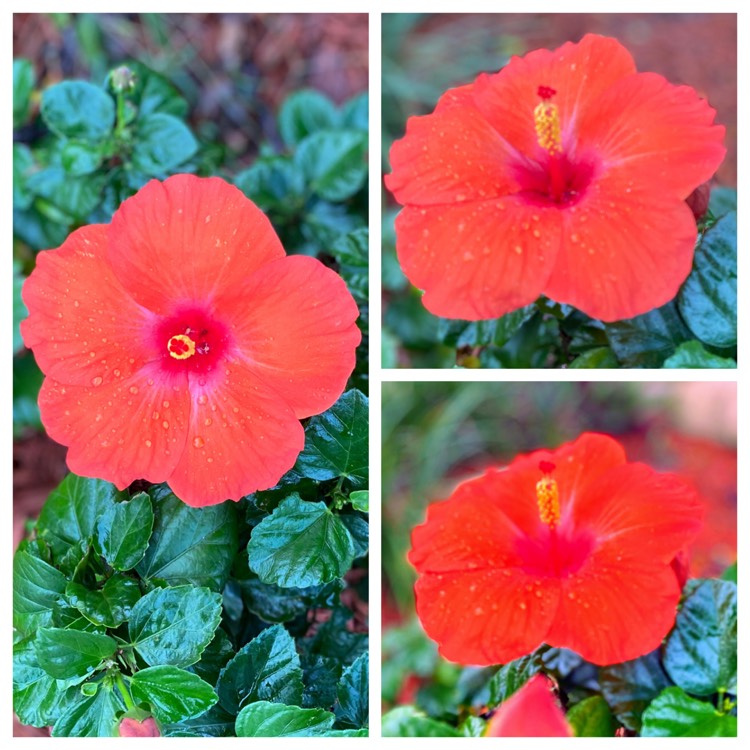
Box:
left=382, top=381, right=736, bottom=710
left=382, top=13, right=737, bottom=368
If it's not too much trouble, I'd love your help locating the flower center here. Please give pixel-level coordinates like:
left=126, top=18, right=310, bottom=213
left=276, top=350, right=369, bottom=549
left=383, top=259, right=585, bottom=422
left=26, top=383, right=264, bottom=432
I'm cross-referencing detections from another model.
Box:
left=533, top=86, right=562, bottom=155
left=536, top=460, right=560, bottom=529
left=167, top=333, right=196, bottom=360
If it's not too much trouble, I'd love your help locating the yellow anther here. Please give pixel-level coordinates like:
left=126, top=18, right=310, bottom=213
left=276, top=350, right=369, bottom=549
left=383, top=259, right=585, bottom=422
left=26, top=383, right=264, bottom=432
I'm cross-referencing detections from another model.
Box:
left=534, top=101, right=562, bottom=155
left=167, top=333, right=196, bottom=360
left=536, top=461, right=560, bottom=528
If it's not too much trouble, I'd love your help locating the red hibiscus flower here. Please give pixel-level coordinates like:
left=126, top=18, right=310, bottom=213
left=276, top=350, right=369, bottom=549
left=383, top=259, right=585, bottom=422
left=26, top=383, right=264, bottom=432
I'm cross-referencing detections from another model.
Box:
left=408, top=433, right=703, bottom=666
left=21, top=174, right=361, bottom=507
left=487, top=674, right=572, bottom=737
left=385, top=34, right=726, bottom=322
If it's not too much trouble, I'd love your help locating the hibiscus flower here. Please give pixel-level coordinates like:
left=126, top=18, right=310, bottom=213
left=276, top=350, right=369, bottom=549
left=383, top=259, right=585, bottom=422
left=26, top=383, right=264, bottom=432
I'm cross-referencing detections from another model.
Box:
left=385, top=34, right=726, bottom=322
left=487, top=674, right=572, bottom=737
left=21, top=174, right=361, bottom=507
left=408, top=433, right=703, bottom=666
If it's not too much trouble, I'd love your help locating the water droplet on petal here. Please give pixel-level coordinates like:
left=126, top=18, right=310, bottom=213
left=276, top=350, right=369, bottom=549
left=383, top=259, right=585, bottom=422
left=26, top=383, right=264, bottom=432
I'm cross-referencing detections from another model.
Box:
left=129, top=386, right=139, bottom=395
left=193, top=436, right=205, bottom=448
left=197, top=394, right=208, bottom=405
left=91, top=376, right=103, bottom=387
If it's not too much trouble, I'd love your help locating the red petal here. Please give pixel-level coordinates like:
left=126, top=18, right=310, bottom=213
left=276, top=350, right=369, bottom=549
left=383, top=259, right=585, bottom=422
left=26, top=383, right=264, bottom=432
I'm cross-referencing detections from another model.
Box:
left=165, top=363, right=305, bottom=507
left=394, top=199, right=559, bottom=320
left=472, top=34, right=637, bottom=157
left=107, top=175, right=285, bottom=315
left=38, top=363, right=189, bottom=489
left=577, top=72, right=726, bottom=199
left=20, top=225, right=153, bottom=387
left=543, top=180, right=698, bottom=321
left=226, top=255, right=360, bottom=419
left=119, top=717, right=160, bottom=737
left=487, top=674, right=572, bottom=737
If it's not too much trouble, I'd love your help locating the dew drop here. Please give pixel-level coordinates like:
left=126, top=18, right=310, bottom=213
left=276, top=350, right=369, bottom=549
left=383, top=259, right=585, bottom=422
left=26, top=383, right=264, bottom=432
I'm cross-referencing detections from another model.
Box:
left=519, top=602, right=527, bottom=610
left=197, top=394, right=208, bottom=405
left=163, top=400, right=170, bottom=408
left=152, top=411, right=159, bottom=420
left=204, top=418, right=212, bottom=426
left=514, top=245, right=523, bottom=255
left=91, top=376, right=103, bottom=387
left=193, top=436, right=205, bottom=448
left=162, top=421, right=169, bottom=429
left=129, top=386, right=139, bottom=395
left=145, top=440, right=152, bottom=448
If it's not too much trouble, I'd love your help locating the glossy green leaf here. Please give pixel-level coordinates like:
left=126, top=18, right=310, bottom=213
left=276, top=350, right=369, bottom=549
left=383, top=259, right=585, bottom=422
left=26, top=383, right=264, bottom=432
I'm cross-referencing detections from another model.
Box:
left=341, top=92, right=368, bottom=131
left=663, top=579, right=737, bottom=695
left=41, top=80, right=115, bottom=141
left=567, top=695, right=618, bottom=737
left=349, top=490, right=369, bottom=513
left=487, top=653, right=543, bottom=707
left=236, top=700, right=335, bottom=737
left=568, top=346, right=619, bottom=368
left=662, top=340, right=735, bottom=368
left=52, top=683, right=124, bottom=737
left=340, top=512, right=368, bottom=558
left=295, top=389, right=368, bottom=488
left=678, top=211, right=737, bottom=348
left=136, top=485, right=237, bottom=590
left=331, top=228, right=368, bottom=303
left=13, top=549, right=67, bottom=635
left=128, top=585, right=222, bottom=667
left=248, top=494, right=356, bottom=588
left=279, top=89, right=339, bottom=147
left=13, top=638, right=81, bottom=727
left=301, top=653, right=341, bottom=709
left=216, top=624, right=303, bottom=714
left=336, top=652, right=368, bottom=728
left=65, top=575, right=141, bottom=628
left=162, top=704, right=235, bottom=737
left=382, top=706, right=461, bottom=737
left=438, top=305, right=536, bottom=349
left=36, top=474, right=123, bottom=560
left=606, top=302, right=691, bottom=368
left=242, top=576, right=343, bottom=624
left=304, top=605, right=367, bottom=666
left=26, top=167, right=106, bottom=222
left=130, top=62, right=189, bottom=118
left=131, top=113, right=197, bottom=175
left=13, top=58, right=35, bottom=128
left=235, top=156, right=306, bottom=210
left=34, top=628, right=117, bottom=679
left=641, top=687, right=736, bottom=737
left=60, top=140, right=103, bottom=176
left=97, top=492, right=154, bottom=571
left=187, top=628, right=234, bottom=685
left=130, top=665, right=217, bottom=723
left=458, top=716, right=487, bottom=737
left=295, top=130, right=367, bottom=202
left=599, top=649, right=672, bottom=731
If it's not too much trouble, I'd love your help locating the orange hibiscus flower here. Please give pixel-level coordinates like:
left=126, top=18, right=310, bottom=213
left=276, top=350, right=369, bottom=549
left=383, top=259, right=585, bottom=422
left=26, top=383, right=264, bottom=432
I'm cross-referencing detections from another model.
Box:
left=386, top=34, right=726, bottom=322
left=21, top=174, right=361, bottom=507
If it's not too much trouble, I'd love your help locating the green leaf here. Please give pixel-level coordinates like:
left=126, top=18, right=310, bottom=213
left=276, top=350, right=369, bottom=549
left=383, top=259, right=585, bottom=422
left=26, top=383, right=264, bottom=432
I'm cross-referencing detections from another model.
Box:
left=721, top=562, right=737, bottom=583
left=599, top=649, right=672, bottom=731
left=13, top=143, right=35, bottom=211
left=130, top=665, right=217, bottom=723
left=13, top=638, right=81, bottom=727
left=52, top=682, right=125, bottom=737
left=34, top=628, right=117, bottom=680
left=187, top=628, right=234, bottom=685
left=341, top=92, right=368, bottom=131
left=136, top=485, right=238, bottom=590
left=295, top=130, right=367, bottom=202
left=708, top=187, right=736, bottom=219
left=678, top=212, right=737, bottom=348
left=568, top=346, right=619, bottom=368
left=236, top=700, right=335, bottom=737
left=438, top=306, right=536, bottom=349
left=162, top=704, right=235, bottom=737
left=301, top=653, right=341, bottom=709
left=130, top=62, right=189, bottom=118
left=458, top=716, right=487, bottom=737
left=128, top=585, right=222, bottom=667
left=567, top=695, right=618, bottom=737
left=382, top=706, right=461, bottom=737
left=65, top=575, right=141, bottom=628
left=336, top=652, right=368, bottom=728
left=37, top=474, right=123, bottom=560
left=295, top=389, right=368, bottom=488
left=13, top=549, right=67, bottom=636
left=641, top=687, right=736, bottom=737
left=349, top=490, right=369, bottom=513
left=303, top=605, right=367, bottom=666
left=131, top=112, right=197, bottom=175
left=26, top=167, right=106, bottom=222
left=340, top=512, right=368, bottom=558
left=13, top=58, right=35, bottom=128
left=606, top=302, right=691, bottom=367
left=241, top=576, right=343, bottom=624
left=60, top=140, right=104, bottom=176
left=662, top=340, right=735, bottom=368
left=663, top=578, right=737, bottom=695
left=279, top=89, right=339, bottom=147
left=235, top=156, right=306, bottom=210
left=40, top=80, right=115, bottom=141
left=248, top=494, right=356, bottom=588
left=487, top=653, right=543, bottom=707
left=97, top=492, right=154, bottom=571
left=216, top=624, right=304, bottom=714
left=331, top=228, right=368, bottom=303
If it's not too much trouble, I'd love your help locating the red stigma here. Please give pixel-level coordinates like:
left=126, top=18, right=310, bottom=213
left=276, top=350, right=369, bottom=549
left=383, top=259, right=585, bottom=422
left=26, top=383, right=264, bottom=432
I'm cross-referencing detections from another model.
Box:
left=539, top=460, right=556, bottom=474
left=537, top=85, right=556, bottom=100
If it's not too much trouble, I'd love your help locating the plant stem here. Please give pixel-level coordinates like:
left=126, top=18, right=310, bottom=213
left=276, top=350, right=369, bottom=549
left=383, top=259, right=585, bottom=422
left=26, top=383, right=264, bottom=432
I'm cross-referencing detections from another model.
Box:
left=114, top=670, right=135, bottom=711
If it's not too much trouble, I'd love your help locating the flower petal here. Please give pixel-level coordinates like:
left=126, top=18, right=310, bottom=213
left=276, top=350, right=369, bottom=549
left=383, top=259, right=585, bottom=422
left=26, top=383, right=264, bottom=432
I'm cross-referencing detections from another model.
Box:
left=577, top=72, right=726, bottom=199
left=226, top=255, right=361, bottom=419
left=487, top=674, right=572, bottom=737
left=166, top=363, right=305, bottom=507
left=107, top=175, right=285, bottom=315
left=20, top=225, right=154, bottom=387
left=395, top=199, right=559, bottom=320
left=38, top=363, right=190, bottom=489
left=543, top=181, right=698, bottom=321
left=472, top=34, right=637, bottom=157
